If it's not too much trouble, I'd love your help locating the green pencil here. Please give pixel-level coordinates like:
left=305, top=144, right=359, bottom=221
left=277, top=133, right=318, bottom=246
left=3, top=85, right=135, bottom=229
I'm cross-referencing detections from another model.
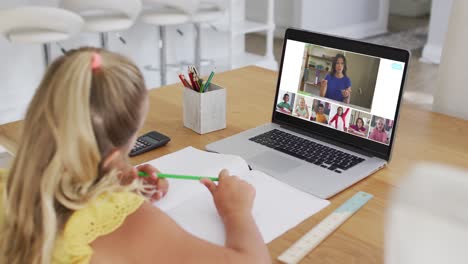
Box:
left=138, top=171, right=219, bottom=181
left=201, top=70, right=215, bottom=93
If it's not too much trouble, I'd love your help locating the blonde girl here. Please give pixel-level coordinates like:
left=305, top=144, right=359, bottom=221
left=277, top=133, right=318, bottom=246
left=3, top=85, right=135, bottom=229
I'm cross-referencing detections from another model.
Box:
left=295, top=97, right=310, bottom=119
left=0, top=48, right=270, bottom=264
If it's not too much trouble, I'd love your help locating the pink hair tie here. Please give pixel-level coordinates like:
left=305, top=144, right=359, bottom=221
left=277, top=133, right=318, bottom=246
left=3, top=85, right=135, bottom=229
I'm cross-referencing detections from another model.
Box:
left=91, top=52, right=102, bottom=71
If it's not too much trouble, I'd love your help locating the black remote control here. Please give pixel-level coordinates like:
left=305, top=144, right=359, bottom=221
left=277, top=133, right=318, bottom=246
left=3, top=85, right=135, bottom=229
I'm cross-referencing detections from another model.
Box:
left=129, top=131, right=171, bottom=157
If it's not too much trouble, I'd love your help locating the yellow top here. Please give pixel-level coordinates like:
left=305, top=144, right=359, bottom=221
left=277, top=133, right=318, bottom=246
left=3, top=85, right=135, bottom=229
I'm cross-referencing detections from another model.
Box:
left=316, top=113, right=328, bottom=124
left=0, top=169, right=145, bottom=264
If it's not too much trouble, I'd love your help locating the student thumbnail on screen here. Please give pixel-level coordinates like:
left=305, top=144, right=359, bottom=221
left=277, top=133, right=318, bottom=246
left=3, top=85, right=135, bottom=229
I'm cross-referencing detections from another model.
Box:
left=276, top=90, right=296, bottom=114
left=348, top=110, right=371, bottom=138
left=310, top=99, right=331, bottom=125
left=328, top=104, right=351, bottom=132
left=293, top=95, right=313, bottom=120
left=368, top=115, right=394, bottom=145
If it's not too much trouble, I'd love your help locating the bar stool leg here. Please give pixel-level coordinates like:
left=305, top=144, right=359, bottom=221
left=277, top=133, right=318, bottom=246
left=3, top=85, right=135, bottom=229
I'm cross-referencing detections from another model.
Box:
left=100, top=32, right=109, bottom=49
left=159, top=26, right=167, bottom=86
left=43, top=43, right=51, bottom=68
left=194, top=23, right=202, bottom=71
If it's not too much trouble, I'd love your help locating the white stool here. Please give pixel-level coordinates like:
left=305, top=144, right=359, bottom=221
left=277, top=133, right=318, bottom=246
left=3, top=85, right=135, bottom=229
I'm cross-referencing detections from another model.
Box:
left=0, top=6, right=83, bottom=67
left=140, top=1, right=191, bottom=86
left=60, top=0, right=142, bottom=49
left=191, top=1, right=225, bottom=71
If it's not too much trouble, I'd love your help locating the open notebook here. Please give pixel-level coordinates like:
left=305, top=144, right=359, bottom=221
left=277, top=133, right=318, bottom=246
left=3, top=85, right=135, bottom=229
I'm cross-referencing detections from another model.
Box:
left=146, top=147, right=329, bottom=245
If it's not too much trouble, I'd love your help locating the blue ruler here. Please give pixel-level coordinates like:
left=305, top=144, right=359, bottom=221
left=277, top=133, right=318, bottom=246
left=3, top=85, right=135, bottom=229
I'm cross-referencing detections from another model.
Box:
left=278, top=191, right=374, bottom=264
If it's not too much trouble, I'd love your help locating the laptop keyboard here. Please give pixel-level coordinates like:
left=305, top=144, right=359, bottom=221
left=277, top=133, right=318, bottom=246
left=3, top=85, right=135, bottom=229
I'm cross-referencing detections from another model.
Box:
left=249, top=129, right=365, bottom=173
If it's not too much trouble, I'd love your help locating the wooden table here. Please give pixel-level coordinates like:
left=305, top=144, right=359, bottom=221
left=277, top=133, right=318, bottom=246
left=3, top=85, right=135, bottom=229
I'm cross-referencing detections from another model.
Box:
left=1, top=66, right=468, bottom=263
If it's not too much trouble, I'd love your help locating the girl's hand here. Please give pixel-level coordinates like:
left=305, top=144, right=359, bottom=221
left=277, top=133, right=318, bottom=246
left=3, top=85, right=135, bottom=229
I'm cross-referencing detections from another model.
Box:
left=200, top=169, right=256, bottom=221
left=342, top=88, right=352, bottom=98
left=134, top=164, right=169, bottom=202
left=321, top=79, right=328, bottom=87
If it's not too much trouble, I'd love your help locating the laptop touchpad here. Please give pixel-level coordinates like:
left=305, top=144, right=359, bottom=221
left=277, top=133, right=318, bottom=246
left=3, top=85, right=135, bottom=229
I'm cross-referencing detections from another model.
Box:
left=249, top=151, right=301, bottom=173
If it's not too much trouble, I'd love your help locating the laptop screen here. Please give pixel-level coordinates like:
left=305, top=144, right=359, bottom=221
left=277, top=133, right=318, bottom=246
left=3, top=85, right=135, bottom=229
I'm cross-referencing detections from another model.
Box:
left=273, top=30, right=409, bottom=160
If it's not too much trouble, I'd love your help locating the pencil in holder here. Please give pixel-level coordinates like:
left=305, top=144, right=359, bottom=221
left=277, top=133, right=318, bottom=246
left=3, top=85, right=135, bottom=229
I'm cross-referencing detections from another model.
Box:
left=183, top=82, right=226, bottom=134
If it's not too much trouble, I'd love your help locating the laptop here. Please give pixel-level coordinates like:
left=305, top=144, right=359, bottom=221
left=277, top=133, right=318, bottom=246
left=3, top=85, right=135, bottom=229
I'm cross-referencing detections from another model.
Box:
left=206, top=28, right=410, bottom=199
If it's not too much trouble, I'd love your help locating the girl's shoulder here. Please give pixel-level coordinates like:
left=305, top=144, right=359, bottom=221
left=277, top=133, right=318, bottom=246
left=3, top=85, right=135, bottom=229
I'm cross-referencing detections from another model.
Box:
left=344, top=75, right=351, bottom=84
left=65, top=191, right=145, bottom=239
left=54, top=191, right=145, bottom=263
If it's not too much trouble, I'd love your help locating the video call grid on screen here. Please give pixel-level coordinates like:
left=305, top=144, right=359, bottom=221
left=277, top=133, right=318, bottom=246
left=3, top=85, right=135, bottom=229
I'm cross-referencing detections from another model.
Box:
left=276, top=40, right=405, bottom=146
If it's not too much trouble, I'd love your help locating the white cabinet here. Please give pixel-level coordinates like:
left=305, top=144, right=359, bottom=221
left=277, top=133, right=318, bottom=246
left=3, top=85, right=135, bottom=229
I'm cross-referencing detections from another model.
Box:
left=212, top=0, right=278, bottom=70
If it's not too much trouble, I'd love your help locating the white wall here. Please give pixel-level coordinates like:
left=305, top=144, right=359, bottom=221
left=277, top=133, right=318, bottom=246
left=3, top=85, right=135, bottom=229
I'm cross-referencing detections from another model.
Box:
left=0, top=0, right=243, bottom=124
left=300, top=0, right=388, bottom=39
left=421, top=0, right=453, bottom=64
left=300, top=0, right=379, bottom=30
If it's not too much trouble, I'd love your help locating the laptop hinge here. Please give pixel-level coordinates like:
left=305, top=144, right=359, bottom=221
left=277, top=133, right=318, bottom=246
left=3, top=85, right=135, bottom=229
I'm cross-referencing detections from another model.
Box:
left=279, top=123, right=374, bottom=157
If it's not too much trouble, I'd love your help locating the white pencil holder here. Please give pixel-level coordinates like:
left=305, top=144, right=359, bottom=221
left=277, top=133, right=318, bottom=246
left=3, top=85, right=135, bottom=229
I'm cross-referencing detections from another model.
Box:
left=183, top=82, right=226, bottom=134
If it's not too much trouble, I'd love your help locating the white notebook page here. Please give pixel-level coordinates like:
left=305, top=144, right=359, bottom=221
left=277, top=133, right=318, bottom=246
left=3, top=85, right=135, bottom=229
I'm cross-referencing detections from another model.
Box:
left=143, top=147, right=330, bottom=245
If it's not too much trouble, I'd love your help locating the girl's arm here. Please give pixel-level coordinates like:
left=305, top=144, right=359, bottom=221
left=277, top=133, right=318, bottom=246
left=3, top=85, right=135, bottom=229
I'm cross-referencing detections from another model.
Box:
left=343, top=108, right=350, bottom=118
left=90, top=172, right=270, bottom=264
left=329, top=114, right=338, bottom=126
left=349, top=128, right=365, bottom=137
left=320, top=78, right=328, bottom=97
left=341, top=109, right=350, bottom=130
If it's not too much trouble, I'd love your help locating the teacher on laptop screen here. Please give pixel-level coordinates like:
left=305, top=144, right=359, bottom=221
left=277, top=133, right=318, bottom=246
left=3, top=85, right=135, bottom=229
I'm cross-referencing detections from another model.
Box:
left=320, top=54, right=352, bottom=104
